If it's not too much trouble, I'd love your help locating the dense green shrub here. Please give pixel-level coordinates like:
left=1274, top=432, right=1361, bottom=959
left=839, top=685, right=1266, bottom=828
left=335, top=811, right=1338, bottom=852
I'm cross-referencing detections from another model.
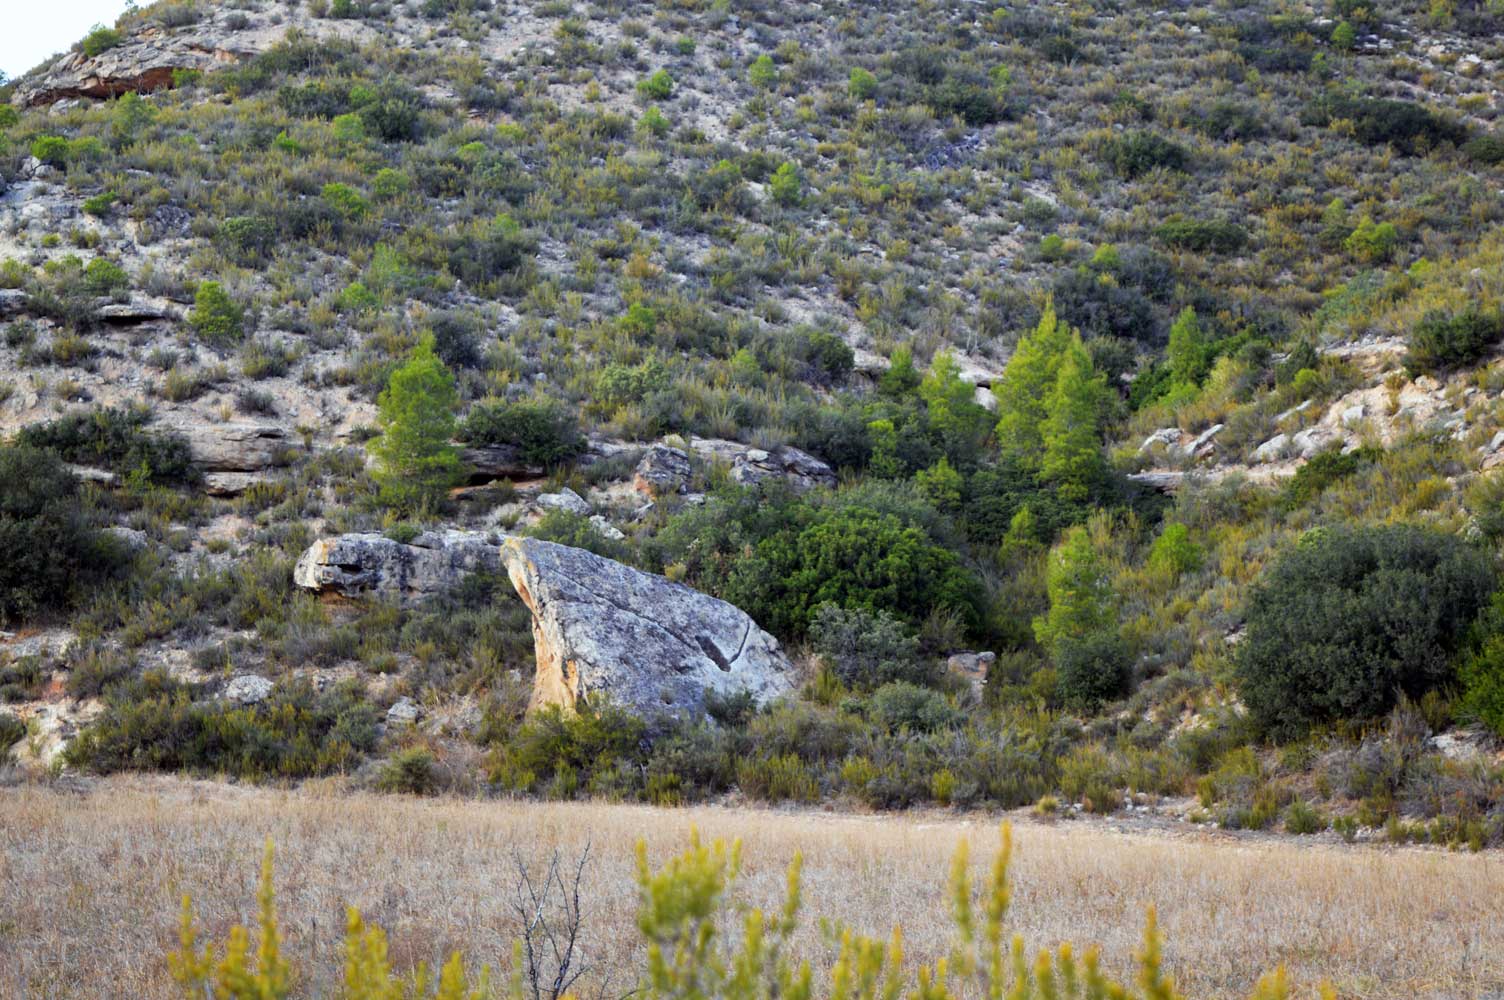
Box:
left=188, top=281, right=246, bottom=347
left=461, top=398, right=585, bottom=467
left=370, top=335, right=463, bottom=512
left=1301, top=95, right=1469, bottom=155
left=637, top=69, right=673, bottom=101
left=1236, top=525, right=1497, bottom=738
left=0, top=446, right=120, bottom=624
left=868, top=681, right=960, bottom=733
left=1100, top=131, right=1189, bottom=178
left=1280, top=447, right=1380, bottom=509
left=65, top=673, right=379, bottom=780
left=0, top=712, right=24, bottom=757
left=1154, top=217, right=1247, bottom=254
left=809, top=604, right=927, bottom=690
left=81, top=24, right=124, bottom=57
left=1459, top=590, right=1504, bottom=739
left=15, top=407, right=197, bottom=485
left=376, top=747, right=438, bottom=794
left=488, top=700, right=645, bottom=796
left=1404, top=307, right=1504, bottom=375
left=1055, top=631, right=1131, bottom=709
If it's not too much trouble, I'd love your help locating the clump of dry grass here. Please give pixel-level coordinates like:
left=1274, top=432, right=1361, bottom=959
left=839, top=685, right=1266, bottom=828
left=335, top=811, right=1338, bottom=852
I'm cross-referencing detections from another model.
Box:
left=1, top=775, right=1502, bottom=999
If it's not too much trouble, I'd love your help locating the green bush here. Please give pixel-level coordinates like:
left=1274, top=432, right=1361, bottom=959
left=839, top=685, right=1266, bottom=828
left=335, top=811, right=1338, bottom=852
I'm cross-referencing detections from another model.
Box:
left=637, top=69, right=673, bottom=101
left=1280, top=447, right=1380, bottom=509
left=65, top=673, right=379, bottom=780
left=1055, top=631, right=1130, bottom=709
left=0, top=712, right=24, bottom=757
left=1459, top=590, right=1504, bottom=739
left=30, top=135, right=71, bottom=167
left=1404, top=307, right=1504, bottom=376
left=188, top=281, right=246, bottom=347
left=0, top=446, right=121, bottom=624
left=1236, top=525, right=1496, bottom=738
left=489, top=700, right=645, bottom=796
left=848, top=66, right=878, bottom=99
left=369, top=335, right=463, bottom=513
left=15, top=407, right=197, bottom=485
left=868, top=681, right=960, bottom=733
left=809, top=604, right=926, bottom=690
left=1301, top=95, right=1468, bottom=155
left=1154, top=217, right=1247, bottom=253
left=460, top=397, right=585, bottom=467
left=376, top=747, right=438, bottom=794
left=1101, top=131, right=1189, bottom=178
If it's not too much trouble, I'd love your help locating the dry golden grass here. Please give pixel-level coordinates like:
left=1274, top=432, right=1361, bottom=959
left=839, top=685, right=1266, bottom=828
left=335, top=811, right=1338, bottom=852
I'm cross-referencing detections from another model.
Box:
left=1, top=776, right=1502, bottom=999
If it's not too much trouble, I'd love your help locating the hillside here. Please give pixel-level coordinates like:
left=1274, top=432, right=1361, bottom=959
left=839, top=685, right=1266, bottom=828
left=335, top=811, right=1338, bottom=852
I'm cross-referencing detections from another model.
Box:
left=2, top=0, right=1504, bottom=852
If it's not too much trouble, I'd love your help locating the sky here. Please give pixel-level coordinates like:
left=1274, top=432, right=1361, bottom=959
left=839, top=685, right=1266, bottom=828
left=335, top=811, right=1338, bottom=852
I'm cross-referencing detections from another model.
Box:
left=3, top=2, right=135, bottom=82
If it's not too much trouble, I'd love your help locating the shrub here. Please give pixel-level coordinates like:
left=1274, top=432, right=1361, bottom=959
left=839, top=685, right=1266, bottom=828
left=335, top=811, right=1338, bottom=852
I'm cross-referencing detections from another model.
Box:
left=65, top=673, right=379, bottom=780
left=1459, top=590, right=1504, bottom=739
left=0, top=712, right=24, bottom=757
left=1101, top=131, right=1189, bottom=178
left=30, top=135, right=71, bottom=167
left=869, top=682, right=960, bottom=733
left=0, top=446, right=120, bottom=623
left=15, top=406, right=197, bottom=484
left=81, top=24, right=124, bottom=57
left=848, top=66, right=878, bottom=99
left=637, top=69, right=673, bottom=101
left=1301, top=95, right=1469, bottom=155
left=188, top=281, right=246, bottom=347
left=736, top=752, right=818, bottom=802
left=1280, top=447, right=1380, bottom=508
left=489, top=701, right=645, bottom=795
left=1154, top=217, right=1247, bottom=253
left=1285, top=799, right=1328, bottom=834
left=1146, top=522, right=1202, bottom=580
left=376, top=747, right=438, bottom=794
left=1236, top=525, right=1496, bottom=738
left=768, top=162, right=803, bottom=206
left=460, top=398, right=585, bottom=467
left=1055, top=631, right=1131, bottom=709
left=748, top=54, right=779, bottom=89
left=1404, top=307, right=1504, bottom=375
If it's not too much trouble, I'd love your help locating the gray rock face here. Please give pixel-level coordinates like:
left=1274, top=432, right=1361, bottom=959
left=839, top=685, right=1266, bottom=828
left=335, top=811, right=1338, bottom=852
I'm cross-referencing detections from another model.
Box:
left=728, top=445, right=836, bottom=492
left=536, top=487, right=591, bottom=515
left=293, top=530, right=506, bottom=598
left=633, top=444, right=692, bottom=496
left=292, top=530, right=795, bottom=720
left=386, top=697, right=421, bottom=727
left=155, top=417, right=292, bottom=473
left=499, top=536, right=794, bottom=718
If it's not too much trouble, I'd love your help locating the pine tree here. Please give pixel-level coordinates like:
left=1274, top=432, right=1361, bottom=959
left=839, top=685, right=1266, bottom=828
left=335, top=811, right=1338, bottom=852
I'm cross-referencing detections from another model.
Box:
left=920, top=351, right=991, bottom=459
left=1166, top=306, right=1208, bottom=386
left=1039, top=336, right=1106, bottom=501
left=1033, top=526, right=1115, bottom=653
left=370, top=334, right=463, bottom=513
left=994, top=300, right=1074, bottom=469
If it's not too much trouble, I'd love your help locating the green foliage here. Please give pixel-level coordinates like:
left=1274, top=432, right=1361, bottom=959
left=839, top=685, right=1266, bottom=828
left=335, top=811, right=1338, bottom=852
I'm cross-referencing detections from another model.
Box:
left=65, top=673, right=379, bottom=779
left=637, top=69, right=674, bottom=101
left=376, top=747, right=438, bottom=794
left=1055, top=631, right=1130, bottom=709
left=768, top=162, right=803, bottom=206
left=321, top=181, right=370, bottom=220
left=869, top=681, right=960, bottom=733
left=81, top=24, right=124, bottom=57
left=461, top=397, right=585, bottom=467
left=370, top=335, right=463, bottom=513
left=848, top=66, right=878, bottom=99
left=489, top=701, right=646, bottom=796
left=809, top=604, right=925, bottom=689
left=1280, top=447, right=1380, bottom=509
left=0, top=712, right=24, bottom=757
left=1343, top=215, right=1399, bottom=263
left=1034, top=526, right=1115, bottom=653
left=1101, top=131, right=1189, bottom=178
left=1154, top=217, right=1247, bottom=254
left=30, top=135, right=70, bottom=167
left=1146, top=522, right=1202, bottom=581
left=748, top=54, right=779, bottom=89
left=188, top=281, right=246, bottom=347
left=0, top=446, right=120, bottom=624
left=15, top=406, right=198, bottom=484
left=1166, top=307, right=1210, bottom=385
left=1404, top=307, right=1504, bottom=375
left=1038, top=343, right=1107, bottom=501
left=1302, top=94, right=1468, bottom=155
left=1237, top=525, right=1497, bottom=738
left=995, top=301, right=1075, bottom=470
left=1459, top=590, right=1504, bottom=739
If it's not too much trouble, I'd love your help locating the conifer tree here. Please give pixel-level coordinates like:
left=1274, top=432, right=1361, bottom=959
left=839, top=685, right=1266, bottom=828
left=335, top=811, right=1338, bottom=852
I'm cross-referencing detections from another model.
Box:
left=1033, top=525, right=1115, bottom=653
left=370, top=334, right=463, bottom=513
left=1039, top=337, right=1107, bottom=501
left=1166, top=306, right=1208, bottom=386
left=994, top=300, right=1074, bottom=469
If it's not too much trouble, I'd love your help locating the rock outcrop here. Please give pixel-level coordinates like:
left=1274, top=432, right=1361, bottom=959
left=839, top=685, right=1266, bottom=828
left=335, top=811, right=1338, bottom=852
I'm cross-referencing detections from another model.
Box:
left=293, top=530, right=795, bottom=719
left=14, top=35, right=247, bottom=107
left=686, top=438, right=836, bottom=492
left=293, top=530, right=506, bottom=598
left=498, top=536, right=794, bottom=718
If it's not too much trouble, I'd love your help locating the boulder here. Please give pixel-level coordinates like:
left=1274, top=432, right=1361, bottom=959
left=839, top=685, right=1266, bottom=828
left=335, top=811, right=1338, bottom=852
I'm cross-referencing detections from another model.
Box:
left=462, top=443, right=543, bottom=482
left=293, top=529, right=505, bottom=598
left=946, top=650, right=995, bottom=695
left=729, top=445, right=837, bottom=492
left=499, top=536, right=794, bottom=718
left=386, top=697, right=421, bottom=727
left=632, top=444, right=692, bottom=496
left=222, top=675, right=274, bottom=706
left=536, top=487, right=591, bottom=516
left=156, top=418, right=292, bottom=473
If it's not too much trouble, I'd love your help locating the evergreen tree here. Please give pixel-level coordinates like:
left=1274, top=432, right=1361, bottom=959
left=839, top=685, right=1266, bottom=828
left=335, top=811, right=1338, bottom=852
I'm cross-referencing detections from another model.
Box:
left=1166, top=306, right=1209, bottom=386
left=1039, top=336, right=1106, bottom=501
left=370, top=335, right=464, bottom=512
left=1033, top=526, right=1116, bottom=653
left=878, top=346, right=921, bottom=397
left=994, top=301, right=1074, bottom=469
left=920, top=351, right=991, bottom=461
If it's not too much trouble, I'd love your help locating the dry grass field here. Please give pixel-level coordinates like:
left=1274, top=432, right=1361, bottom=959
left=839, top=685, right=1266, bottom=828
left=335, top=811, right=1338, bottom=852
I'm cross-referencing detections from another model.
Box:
left=1, top=776, right=1502, bottom=999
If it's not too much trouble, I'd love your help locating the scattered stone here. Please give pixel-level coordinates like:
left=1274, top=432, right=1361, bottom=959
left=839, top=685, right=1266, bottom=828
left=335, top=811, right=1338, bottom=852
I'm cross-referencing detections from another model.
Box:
left=729, top=445, right=836, bottom=492
left=105, top=526, right=150, bottom=551
left=946, top=651, right=995, bottom=695
left=536, top=487, right=591, bottom=516
left=222, top=675, right=274, bottom=706
left=386, top=697, right=421, bottom=727
left=589, top=514, right=626, bottom=541
left=1252, top=433, right=1290, bottom=463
